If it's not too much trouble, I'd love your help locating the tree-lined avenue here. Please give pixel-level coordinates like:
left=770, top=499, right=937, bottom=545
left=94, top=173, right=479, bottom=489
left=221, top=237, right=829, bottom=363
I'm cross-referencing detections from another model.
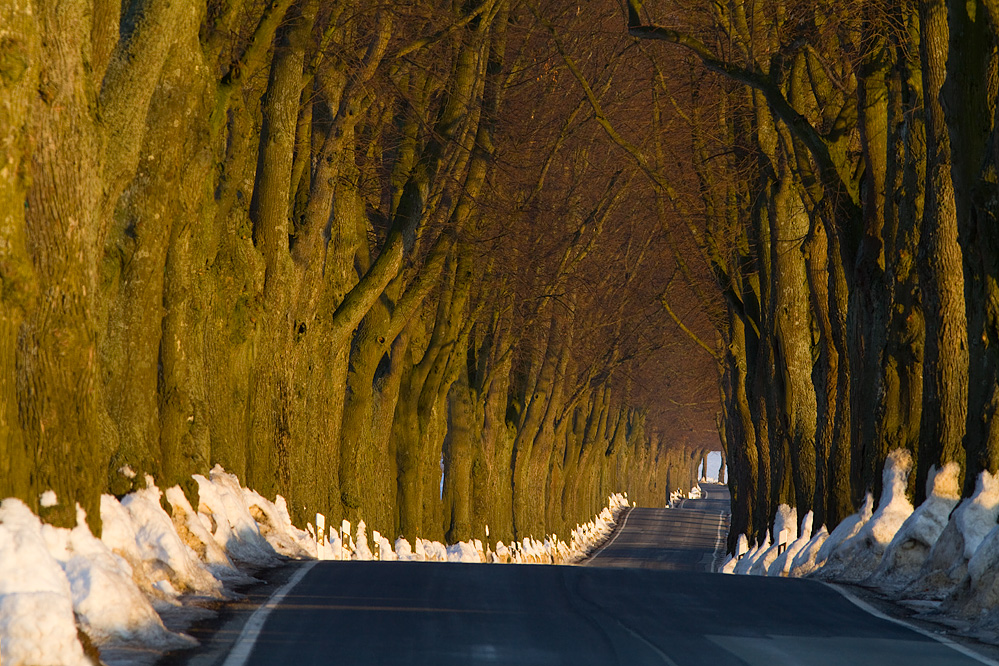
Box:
left=175, top=486, right=989, bottom=666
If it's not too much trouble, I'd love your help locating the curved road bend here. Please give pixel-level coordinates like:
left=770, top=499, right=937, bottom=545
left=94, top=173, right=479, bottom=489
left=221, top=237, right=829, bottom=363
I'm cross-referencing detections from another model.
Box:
left=174, top=483, right=994, bottom=666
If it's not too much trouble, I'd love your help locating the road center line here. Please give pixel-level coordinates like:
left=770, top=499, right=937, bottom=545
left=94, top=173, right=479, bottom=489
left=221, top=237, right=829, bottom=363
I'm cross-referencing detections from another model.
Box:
left=221, top=560, right=318, bottom=666
left=709, top=511, right=727, bottom=573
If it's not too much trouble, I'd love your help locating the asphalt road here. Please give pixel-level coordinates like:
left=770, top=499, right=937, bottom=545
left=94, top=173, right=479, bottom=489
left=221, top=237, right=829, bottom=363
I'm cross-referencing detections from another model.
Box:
left=582, top=484, right=731, bottom=571
left=179, top=484, right=993, bottom=666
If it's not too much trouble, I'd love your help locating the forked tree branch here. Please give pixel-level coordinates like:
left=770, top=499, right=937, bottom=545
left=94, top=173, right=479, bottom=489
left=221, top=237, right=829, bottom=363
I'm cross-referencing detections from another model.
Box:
left=626, top=0, right=856, bottom=205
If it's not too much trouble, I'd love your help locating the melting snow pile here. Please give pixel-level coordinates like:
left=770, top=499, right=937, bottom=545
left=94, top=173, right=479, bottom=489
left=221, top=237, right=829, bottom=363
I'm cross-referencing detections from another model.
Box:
left=724, top=448, right=999, bottom=636
left=668, top=484, right=702, bottom=507
left=0, top=466, right=628, bottom=665
left=816, top=449, right=915, bottom=582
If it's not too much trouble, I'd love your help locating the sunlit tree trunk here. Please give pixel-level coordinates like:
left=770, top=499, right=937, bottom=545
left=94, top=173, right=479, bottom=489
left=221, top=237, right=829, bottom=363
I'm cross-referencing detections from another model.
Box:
left=916, top=0, right=969, bottom=497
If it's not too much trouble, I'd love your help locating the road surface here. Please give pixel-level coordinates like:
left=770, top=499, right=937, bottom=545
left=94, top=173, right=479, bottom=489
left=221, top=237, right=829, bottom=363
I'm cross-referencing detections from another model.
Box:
left=582, top=484, right=730, bottom=571
left=172, top=484, right=994, bottom=666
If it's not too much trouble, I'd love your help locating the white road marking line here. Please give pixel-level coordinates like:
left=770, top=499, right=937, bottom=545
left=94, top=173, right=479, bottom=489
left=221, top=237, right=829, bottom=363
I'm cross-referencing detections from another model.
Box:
left=823, top=582, right=999, bottom=666
left=709, top=511, right=727, bottom=573
left=222, top=561, right=319, bottom=666
left=582, top=508, right=633, bottom=563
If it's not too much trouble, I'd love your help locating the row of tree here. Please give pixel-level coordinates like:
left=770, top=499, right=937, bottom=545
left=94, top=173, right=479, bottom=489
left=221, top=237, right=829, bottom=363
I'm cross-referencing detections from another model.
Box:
left=0, top=0, right=720, bottom=544
left=617, top=0, right=999, bottom=548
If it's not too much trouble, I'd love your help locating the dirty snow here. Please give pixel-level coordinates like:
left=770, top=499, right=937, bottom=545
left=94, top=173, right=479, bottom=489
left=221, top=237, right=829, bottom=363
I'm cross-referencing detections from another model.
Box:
left=813, top=491, right=874, bottom=569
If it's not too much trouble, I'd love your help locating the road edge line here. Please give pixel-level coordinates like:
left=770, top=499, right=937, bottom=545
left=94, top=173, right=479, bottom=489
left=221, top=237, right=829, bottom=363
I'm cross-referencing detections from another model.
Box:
left=821, top=581, right=999, bottom=666
left=578, top=507, right=633, bottom=565
left=221, top=560, right=318, bottom=666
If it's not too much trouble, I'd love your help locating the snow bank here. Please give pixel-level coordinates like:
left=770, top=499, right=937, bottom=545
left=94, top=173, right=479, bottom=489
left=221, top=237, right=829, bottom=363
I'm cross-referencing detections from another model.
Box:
left=749, top=505, right=795, bottom=576
left=371, top=531, right=396, bottom=561
left=446, top=542, right=481, bottom=563
left=353, top=521, right=373, bottom=561
left=869, top=463, right=960, bottom=589
left=417, top=539, right=446, bottom=562
left=910, top=471, right=999, bottom=600
left=243, top=491, right=315, bottom=560
left=819, top=449, right=914, bottom=581
left=734, top=532, right=769, bottom=575
left=952, top=470, right=999, bottom=559
left=493, top=541, right=511, bottom=563
left=2, top=472, right=630, bottom=665
left=769, top=510, right=812, bottom=577
left=164, top=486, right=244, bottom=582
left=117, top=478, right=224, bottom=597
left=193, top=466, right=277, bottom=566
left=723, top=450, right=999, bottom=640
left=788, top=524, right=829, bottom=577
left=956, top=485, right=999, bottom=614
left=53, top=506, right=193, bottom=650
left=719, top=534, right=749, bottom=574
left=813, top=492, right=874, bottom=569
left=0, top=499, right=90, bottom=666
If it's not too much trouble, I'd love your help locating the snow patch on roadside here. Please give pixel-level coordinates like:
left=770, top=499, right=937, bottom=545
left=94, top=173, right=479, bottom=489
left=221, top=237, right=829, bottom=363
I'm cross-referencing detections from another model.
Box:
left=750, top=505, right=795, bottom=576
left=769, top=510, right=812, bottom=577
left=725, top=450, right=999, bottom=641
left=869, top=463, right=960, bottom=589
left=909, top=471, right=999, bottom=601
left=816, top=450, right=914, bottom=581
left=1, top=472, right=629, bottom=665
left=0, top=499, right=91, bottom=666
left=814, top=492, right=874, bottom=570
left=193, top=467, right=278, bottom=567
